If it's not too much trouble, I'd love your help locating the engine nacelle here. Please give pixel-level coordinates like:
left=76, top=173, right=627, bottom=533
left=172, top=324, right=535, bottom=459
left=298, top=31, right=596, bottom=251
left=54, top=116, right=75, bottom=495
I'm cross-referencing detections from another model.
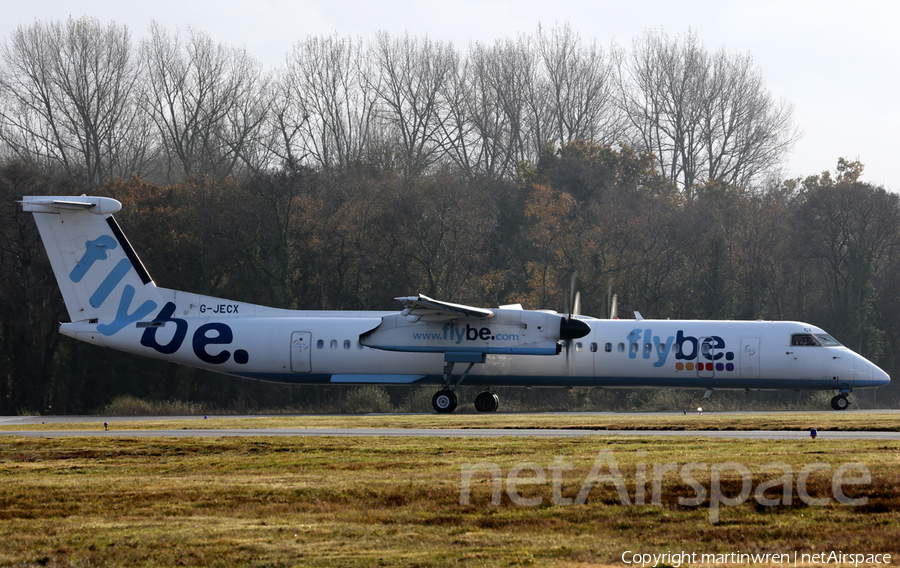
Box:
left=359, top=308, right=590, bottom=355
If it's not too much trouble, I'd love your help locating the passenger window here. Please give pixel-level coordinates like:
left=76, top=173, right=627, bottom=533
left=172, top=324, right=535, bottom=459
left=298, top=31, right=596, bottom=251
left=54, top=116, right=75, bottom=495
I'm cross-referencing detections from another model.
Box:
left=644, top=343, right=652, bottom=355
left=590, top=343, right=598, bottom=352
left=605, top=342, right=612, bottom=353
left=330, top=339, right=337, bottom=350
left=343, top=340, right=351, bottom=350
left=619, top=343, right=625, bottom=353
left=791, top=334, right=820, bottom=347
left=357, top=342, right=365, bottom=350
left=316, top=339, right=324, bottom=349
left=575, top=342, right=583, bottom=352
left=630, top=343, right=638, bottom=354
left=673, top=343, right=680, bottom=354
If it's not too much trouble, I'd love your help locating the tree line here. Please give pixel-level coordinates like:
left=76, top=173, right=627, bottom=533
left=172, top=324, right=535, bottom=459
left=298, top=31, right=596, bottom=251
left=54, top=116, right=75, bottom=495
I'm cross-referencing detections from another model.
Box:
left=0, top=18, right=896, bottom=413
left=0, top=18, right=797, bottom=190
left=2, top=148, right=898, bottom=413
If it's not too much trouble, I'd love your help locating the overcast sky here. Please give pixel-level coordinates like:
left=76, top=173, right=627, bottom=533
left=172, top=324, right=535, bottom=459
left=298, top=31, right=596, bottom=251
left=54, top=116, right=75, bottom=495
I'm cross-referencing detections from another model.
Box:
left=3, top=0, right=899, bottom=190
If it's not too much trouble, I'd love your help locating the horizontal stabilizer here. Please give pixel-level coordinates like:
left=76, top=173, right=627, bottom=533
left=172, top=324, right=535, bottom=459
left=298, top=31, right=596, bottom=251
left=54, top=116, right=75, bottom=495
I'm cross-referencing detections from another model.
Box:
left=19, top=196, right=122, bottom=215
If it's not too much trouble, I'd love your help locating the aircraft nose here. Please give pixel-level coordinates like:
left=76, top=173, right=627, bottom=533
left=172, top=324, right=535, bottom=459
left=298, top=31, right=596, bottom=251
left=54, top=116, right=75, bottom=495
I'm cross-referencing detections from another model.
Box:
left=872, top=365, right=891, bottom=387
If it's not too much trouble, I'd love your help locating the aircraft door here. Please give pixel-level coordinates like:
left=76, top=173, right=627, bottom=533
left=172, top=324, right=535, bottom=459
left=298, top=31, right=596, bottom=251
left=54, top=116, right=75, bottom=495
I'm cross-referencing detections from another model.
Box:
left=291, top=332, right=312, bottom=373
left=696, top=337, right=715, bottom=378
left=740, top=337, right=760, bottom=378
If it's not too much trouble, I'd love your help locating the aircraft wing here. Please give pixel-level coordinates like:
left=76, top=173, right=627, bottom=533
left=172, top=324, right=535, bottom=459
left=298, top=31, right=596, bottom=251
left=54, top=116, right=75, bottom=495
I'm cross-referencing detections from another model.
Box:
left=395, top=295, right=493, bottom=322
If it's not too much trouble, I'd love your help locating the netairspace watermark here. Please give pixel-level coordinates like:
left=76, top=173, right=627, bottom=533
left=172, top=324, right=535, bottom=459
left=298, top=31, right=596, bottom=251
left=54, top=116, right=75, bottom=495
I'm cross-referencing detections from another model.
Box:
left=621, top=550, right=891, bottom=567
left=460, top=450, right=872, bottom=523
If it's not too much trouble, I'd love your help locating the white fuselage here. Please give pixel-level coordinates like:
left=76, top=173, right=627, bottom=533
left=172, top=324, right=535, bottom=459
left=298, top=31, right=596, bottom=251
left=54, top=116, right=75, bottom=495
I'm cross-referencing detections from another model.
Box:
left=61, top=298, right=889, bottom=392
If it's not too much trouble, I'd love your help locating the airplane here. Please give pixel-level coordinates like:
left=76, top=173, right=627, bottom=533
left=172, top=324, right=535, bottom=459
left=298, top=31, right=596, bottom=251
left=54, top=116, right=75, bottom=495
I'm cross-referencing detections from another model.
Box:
left=20, top=195, right=890, bottom=413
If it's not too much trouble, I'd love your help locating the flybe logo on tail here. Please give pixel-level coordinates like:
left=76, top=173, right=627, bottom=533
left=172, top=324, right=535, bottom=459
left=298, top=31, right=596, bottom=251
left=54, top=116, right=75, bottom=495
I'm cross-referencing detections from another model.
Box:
left=627, top=329, right=735, bottom=371
left=70, top=236, right=156, bottom=336
left=70, top=236, right=118, bottom=282
left=72, top=230, right=249, bottom=366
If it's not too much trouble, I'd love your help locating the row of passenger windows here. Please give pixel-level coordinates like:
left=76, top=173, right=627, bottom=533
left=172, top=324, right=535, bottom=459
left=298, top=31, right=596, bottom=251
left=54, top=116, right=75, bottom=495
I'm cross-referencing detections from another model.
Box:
left=315, top=334, right=842, bottom=352
left=574, top=342, right=706, bottom=355
left=319, top=339, right=647, bottom=353
left=316, top=339, right=365, bottom=350
left=321, top=340, right=659, bottom=353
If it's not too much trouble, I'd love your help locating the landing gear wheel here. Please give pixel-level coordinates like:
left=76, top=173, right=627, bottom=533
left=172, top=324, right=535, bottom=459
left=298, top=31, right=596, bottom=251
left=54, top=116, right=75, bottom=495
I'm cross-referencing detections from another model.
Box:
left=831, top=394, right=849, bottom=411
left=432, top=390, right=458, bottom=413
left=474, top=391, right=499, bottom=413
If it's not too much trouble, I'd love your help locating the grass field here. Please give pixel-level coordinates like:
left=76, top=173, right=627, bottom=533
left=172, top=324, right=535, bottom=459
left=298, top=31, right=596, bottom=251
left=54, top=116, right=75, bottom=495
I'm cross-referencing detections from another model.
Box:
left=0, top=422, right=898, bottom=566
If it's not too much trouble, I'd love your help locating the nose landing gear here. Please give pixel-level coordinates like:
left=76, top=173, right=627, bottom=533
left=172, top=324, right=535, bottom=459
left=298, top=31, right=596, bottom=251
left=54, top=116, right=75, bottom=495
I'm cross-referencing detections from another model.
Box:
left=830, top=393, right=850, bottom=410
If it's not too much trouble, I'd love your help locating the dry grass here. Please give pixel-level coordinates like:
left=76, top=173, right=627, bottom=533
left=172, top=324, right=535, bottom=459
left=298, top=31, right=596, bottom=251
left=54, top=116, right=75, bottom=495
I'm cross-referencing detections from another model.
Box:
left=0, top=434, right=897, bottom=566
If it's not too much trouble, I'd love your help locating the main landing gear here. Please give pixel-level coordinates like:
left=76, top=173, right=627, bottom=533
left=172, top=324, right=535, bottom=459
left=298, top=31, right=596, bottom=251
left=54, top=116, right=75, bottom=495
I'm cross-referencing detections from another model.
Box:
left=431, top=357, right=499, bottom=413
left=432, top=390, right=458, bottom=413
left=830, top=393, right=850, bottom=411
left=474, top=390, right=500, bottom=413
left=432, top=388, right=499, bottom=413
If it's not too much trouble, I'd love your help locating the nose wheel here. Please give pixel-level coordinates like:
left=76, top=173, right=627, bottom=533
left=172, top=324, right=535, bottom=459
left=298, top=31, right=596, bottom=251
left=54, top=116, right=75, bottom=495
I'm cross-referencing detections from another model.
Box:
left=830, top=394, right=849, bottom=410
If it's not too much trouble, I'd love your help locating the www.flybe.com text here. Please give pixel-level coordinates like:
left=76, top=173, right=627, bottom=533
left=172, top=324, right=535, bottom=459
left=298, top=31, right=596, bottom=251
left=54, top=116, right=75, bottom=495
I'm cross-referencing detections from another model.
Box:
left=412, top=323, right=519, bottom=344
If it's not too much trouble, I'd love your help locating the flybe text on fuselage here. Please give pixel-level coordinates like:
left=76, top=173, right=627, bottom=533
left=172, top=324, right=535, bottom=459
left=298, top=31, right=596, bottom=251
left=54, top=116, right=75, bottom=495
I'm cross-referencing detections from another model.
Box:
left=411, top=323, right=520, bottom=344
left=626, top=328, right=735, bottom=370
left=140, top=303, right=250, bottom=365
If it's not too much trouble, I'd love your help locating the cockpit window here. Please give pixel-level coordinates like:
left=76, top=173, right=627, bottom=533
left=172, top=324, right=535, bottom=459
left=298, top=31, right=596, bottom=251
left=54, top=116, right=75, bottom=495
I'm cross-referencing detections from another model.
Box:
left=814, top=334, right=842, bottom=347
left=791, top=334, right=820, bottom=346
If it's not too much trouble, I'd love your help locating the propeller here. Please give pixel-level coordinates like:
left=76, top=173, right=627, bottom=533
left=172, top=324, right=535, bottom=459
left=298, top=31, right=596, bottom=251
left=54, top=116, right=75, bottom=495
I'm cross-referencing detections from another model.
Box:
left=564, top=273, right=577, bottom=317
left=560, top=273, right=590, bottom=363
left=607, top=278, right=618, bottom=319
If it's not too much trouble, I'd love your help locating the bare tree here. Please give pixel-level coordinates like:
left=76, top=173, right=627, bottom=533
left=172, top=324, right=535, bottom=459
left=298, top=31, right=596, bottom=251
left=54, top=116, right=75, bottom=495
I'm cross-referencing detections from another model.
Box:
left=0, top=17, right=147, bottom=185
left=368, top=32, right=459, bottom=176
left=536, top=24, right=626, bottom=148
left=616, top=29, right=798, bottom=194
left=279, top=34, right=379, bottom=170
left=447, top=36, right=537, bottom=179
left=699, top=50, right=799, bottom=188
left=140, top=22, right=271, bottom=182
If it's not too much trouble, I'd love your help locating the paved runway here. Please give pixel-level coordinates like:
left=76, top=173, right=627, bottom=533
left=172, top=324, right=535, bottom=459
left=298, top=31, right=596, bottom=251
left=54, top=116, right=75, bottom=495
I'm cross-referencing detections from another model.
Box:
left=1, top=427, right=899, bottom=439
left=1, top=412, right=898, bottom=440
left=2, top=409, right=899, bottom=427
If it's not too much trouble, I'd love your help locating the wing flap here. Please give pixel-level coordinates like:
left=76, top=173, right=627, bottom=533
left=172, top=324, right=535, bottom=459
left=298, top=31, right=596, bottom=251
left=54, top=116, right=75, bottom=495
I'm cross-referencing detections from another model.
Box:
left=395, top=295, right=493, bottom=321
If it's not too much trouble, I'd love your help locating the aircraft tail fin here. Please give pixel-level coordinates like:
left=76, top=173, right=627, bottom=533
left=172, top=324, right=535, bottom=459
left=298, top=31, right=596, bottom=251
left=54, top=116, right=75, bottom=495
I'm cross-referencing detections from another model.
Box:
left=21, top=196, right=162, bottom=333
